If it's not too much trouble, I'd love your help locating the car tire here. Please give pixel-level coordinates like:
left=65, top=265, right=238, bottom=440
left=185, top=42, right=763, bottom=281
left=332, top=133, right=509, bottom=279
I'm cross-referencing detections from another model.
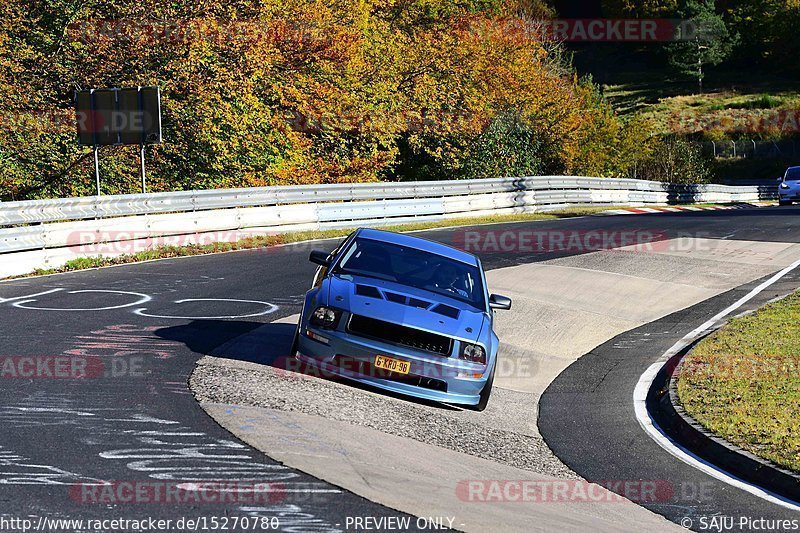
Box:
left=473, top=363, right=496, bottom=412
left=780, top=200, right=792, bottom=206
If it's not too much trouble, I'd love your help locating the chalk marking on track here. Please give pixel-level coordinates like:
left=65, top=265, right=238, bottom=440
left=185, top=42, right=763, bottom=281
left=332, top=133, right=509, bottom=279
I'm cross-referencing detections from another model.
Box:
left=133, top=298, right=278, bottom=320
left=12, top=290, right=151, bottom=311
left=0, top=288, right=63, bottom=304
left=0, top=445, right=107, bottom=486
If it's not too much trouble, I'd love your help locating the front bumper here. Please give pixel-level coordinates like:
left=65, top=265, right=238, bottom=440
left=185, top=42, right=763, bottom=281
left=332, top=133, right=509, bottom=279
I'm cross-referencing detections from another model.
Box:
left=779, top=186, right=800, bottom=201
left=296, top=326, right=490, bottom=406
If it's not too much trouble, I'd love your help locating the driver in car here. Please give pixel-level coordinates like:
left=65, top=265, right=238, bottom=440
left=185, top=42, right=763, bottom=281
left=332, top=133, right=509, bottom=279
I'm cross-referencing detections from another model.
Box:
left=432, top=263, right=469, bottom=299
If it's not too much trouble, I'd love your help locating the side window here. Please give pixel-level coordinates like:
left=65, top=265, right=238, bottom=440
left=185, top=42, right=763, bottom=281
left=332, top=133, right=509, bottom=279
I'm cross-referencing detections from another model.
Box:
left=312, top=235, right=351, bottom=288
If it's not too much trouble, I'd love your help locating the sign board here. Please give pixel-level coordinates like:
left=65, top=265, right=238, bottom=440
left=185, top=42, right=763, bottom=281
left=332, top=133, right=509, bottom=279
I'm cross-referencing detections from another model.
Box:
left=75, top=87, right=162, bottom=146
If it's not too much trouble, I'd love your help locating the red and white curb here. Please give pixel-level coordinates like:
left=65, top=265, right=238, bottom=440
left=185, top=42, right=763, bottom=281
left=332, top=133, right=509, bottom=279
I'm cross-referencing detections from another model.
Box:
left=598, top=203, right=775, bottom=216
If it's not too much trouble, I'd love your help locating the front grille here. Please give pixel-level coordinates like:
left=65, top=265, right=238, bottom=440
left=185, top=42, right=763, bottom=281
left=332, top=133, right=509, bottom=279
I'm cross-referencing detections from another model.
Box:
left=347, top=314, right=453, bottom=356
left=334, top=355, right=448, bottom=393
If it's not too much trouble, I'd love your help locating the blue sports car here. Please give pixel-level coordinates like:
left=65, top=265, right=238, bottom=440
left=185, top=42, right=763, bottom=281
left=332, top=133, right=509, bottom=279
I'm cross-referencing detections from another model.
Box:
left=292, top=228, right=511, bottom=411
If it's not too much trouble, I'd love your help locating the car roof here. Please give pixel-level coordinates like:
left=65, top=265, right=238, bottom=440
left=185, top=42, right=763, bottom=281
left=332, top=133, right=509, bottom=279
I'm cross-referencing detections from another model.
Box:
left=788, top=166, right=800, bottom=172
left=356, top=228, right=479, bottom=267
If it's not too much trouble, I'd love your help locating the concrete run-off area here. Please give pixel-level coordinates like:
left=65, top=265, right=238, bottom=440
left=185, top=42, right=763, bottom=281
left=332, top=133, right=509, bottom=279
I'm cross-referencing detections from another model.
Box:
left=191, top=220, right=800, bottom=532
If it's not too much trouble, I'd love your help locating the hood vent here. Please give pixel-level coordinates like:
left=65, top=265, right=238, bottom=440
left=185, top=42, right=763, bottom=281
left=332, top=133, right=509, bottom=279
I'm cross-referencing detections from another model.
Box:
left=355, top=285, right=435, bottom=312
left=408, top=297, right=430, bottom=309
left=432, top=304, right=460, bottom=319
left=384, top=291, right=432, bottom=310
left=384, top=291, right=406, bottom=304
left=355, top=285, right=383, bottom=299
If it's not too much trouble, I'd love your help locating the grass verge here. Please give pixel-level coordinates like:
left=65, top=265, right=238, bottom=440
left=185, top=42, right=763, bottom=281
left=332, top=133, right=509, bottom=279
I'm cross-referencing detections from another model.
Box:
left=677, top=290, right=800, bottom=473
left=9, top=206, right=616, bottom=280
left=601, top=66, right=800, bottom=119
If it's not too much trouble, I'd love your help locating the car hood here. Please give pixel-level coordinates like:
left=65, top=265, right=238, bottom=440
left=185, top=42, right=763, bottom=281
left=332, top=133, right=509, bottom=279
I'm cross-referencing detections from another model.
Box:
left=326, top=274, right=488, bottom=343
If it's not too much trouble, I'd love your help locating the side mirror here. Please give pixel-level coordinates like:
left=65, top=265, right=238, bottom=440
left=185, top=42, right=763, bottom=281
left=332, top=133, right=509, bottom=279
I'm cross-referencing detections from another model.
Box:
left=309, top=250, right=331, bottom=267
left=778, top=177, right=784, bottom=182
left=489, top=294, right=512, bottom=310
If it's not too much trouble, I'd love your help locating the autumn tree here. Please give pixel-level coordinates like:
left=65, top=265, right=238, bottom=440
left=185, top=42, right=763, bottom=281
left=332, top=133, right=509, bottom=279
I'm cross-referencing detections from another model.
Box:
left=0, top=0, right=649, bottom=200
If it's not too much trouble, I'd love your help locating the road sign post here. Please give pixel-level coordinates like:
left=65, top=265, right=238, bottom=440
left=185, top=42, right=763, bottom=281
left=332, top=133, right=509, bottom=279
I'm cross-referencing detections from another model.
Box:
left=140, top=144, right=146, bottom=194
left=94, top=146, right=101, bottom=196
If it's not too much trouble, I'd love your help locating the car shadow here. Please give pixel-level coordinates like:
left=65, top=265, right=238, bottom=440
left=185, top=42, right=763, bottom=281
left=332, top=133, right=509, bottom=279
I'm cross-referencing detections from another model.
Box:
left=155, top=319, right=463, bottom=412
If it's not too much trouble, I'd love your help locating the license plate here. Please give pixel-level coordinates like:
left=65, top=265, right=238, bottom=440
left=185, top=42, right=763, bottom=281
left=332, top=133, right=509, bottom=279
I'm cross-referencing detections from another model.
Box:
left=374, top=355, right=411, bottom=375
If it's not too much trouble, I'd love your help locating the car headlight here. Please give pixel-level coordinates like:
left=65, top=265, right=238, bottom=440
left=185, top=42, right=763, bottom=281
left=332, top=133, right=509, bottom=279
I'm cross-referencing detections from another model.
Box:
left=309, top=306, right=342, bottom=329
left=780, top=183, right=790, bottom=189
left=459, top=343, right=486, bottom=365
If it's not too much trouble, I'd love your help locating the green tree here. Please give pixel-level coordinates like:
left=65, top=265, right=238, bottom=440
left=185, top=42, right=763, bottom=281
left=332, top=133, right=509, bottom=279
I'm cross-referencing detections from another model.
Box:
left=667, top=0, right=735, bottom=93
left=720, top=0, right=800, bottom=69
left=601, top=0, right=678, bottom=17
left=634, top=136, right=712, bottom=184
left=459, top=111, right=549, bottom=180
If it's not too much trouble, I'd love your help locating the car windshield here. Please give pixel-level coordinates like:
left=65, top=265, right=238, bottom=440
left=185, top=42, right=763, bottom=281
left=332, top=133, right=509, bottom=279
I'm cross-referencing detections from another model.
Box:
left=332, top=237, right=485, bottom=308
left=786, top=168, right=800, bottom=181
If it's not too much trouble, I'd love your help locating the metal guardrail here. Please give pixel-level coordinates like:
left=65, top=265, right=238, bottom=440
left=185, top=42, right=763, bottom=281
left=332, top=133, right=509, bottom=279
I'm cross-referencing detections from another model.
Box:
left=0, top=176, right=774, bottom=227
left=0, top=176, right=778, bottom=278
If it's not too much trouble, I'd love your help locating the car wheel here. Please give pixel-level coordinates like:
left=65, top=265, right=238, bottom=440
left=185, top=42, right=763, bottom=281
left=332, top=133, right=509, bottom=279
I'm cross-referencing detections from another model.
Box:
left=473, top=363, right=496, bottom=412
left=780, top=200, right=792, bottom=206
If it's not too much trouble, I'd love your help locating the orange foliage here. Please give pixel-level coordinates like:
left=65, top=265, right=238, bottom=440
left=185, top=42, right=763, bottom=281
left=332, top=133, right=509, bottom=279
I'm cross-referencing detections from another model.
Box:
left=0, top=0, right=636, bottom=199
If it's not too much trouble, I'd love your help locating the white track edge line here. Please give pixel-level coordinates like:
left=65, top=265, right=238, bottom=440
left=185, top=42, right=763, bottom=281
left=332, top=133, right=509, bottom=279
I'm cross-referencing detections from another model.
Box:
left=633, top=257, right=800, bottom=512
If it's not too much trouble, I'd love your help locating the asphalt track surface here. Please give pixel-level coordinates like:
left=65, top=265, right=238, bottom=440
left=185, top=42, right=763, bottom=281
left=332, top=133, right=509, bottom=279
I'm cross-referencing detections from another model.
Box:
left=1, top=206, right=799, bottom=531
left=539, top=269, right=800, bottom=529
